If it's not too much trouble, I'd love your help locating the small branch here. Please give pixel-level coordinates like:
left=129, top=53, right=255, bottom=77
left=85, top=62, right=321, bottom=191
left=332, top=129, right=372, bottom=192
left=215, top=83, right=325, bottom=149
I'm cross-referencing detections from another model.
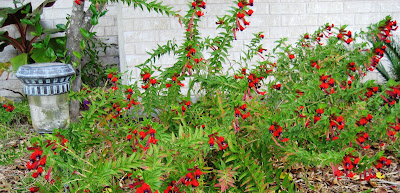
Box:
left=374, top=179, right=400, bottom=186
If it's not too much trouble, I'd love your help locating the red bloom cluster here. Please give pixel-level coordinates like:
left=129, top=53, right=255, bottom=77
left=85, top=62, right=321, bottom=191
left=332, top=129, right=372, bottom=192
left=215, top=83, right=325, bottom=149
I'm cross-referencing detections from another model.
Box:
left=141, top=72, right=157, bottom=90
left=341, top=154, right=360, bottom=177
left=337, top=28, right=353, bottom=44
left=326, top=115, right=345, bottom=141
left=107, top=72, right=119, bottom=91
left=381, top=84, right=400, bottom=106
left=310, top=61, right=320, bottom=70
left=269, top=122, right=289, bottom=142
left=359, top=86, right=379, bottom=101
left=2, top=103, right=14, bottom=112
left=167, top=75, right=185, bottom=88
left=208, top=133, right=228, bottom=150
left=233, top=0, right=254, bottom=38
left=128, top=181, right=157, bottom=193
left=165, top=168, right=202, bottom=192
left=272, top=83, right=281, bottom=90
left=313, top=108, right=324, bottom=124
left=127, top=126, right=158, bottom=152
left=356, top=132, right=371, bottom=149
left=387, top=117, right=400, bottom=142
left=27, top=148, right=46, bottom=178
left=192, top=0, right=206, bottom=17
left=356, top=114, right=373, bottom=126
left=374, top=156, right=392, bottom=170
left=368, top=18, right=397, bottom=71
left=244, top=73, right=265, bottom=100
left=124, top=88, right=140, bottom=110
left=233, top=104, right=249, bottom=133
left=377, top=18, right=398, bottom=43
left=319, top=74, right=335, bottom=95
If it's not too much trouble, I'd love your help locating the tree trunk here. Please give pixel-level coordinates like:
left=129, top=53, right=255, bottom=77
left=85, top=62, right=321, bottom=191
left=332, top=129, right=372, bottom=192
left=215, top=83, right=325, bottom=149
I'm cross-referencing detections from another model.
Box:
left=66, top=2, right=105, bottom=122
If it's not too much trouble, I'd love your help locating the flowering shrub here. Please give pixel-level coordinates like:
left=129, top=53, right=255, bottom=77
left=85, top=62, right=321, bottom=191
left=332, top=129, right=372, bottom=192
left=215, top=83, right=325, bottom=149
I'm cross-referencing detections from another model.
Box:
left=16, top=1, right=400, bottom=192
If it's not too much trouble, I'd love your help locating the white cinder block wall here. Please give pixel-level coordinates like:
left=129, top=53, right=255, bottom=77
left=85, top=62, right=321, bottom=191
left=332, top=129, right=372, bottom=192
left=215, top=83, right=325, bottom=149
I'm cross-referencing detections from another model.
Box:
left=1, top=0, right=400, bottom=98
left=119, top=0, right=400, bottom=85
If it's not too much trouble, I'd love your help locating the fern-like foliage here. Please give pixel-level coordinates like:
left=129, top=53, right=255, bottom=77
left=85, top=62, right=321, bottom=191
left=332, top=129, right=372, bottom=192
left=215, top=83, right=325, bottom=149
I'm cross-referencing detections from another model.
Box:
left=91, top=0, right=179, bottom=17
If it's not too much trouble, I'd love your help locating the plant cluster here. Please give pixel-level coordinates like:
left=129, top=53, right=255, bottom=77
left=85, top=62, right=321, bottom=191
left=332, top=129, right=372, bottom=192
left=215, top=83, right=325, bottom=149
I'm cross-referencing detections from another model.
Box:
left=5, top=0, right=400, bottom=192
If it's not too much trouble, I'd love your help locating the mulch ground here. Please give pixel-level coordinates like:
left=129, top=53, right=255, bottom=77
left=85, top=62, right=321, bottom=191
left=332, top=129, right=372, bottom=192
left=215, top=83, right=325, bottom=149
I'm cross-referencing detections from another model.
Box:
left=1, top=126, right=399, bottom=193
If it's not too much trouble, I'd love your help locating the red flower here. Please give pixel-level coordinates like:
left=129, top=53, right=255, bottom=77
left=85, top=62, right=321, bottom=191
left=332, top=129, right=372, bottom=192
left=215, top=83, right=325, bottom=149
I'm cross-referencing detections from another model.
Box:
left=75, top=0, right=83, bottom=5
left=346, top=38, right=353, bottom=44
left=194, top=169, right=202, bottom=179
left=166, top=83, right=172, bottom=88
left=191, top=179, right=199, bottom=187
left=337, top=33, right=343, bottom=40
left=111, top=77, right=118, bottom=83
left=199, top=1, right=206, bottom=9
left=127, top=134, right=132, bottom=141
left=37, top=167, right=43, bottom=175
left=149, top=128, right=156, bottom=137
left=320, top=81, right=330, bottom=89
left=237, top=12, right=245, bottom=19
left=334, top=170, right=343, bottom=177
left=209, top=137, right=215, bottom=148
left=137, top=183, right=151, bottom=193
left=272, top=84, right=281, bottom=90
left=248, top=0, right=254, bottom=6
left=141, top=84, right=149, bottom=90
left=149, top=137, right=158, bottom=144
left=139, top=131, right=146, bottom=140
left=366, top=114, right=373, bottom=121
left=328, top=78, right=335, bottom=86
left=39, top=156, right=47, bottom=166
left=259, top=34, right=264, bottom=38
left=218, top=136, right=225, bottom=144
left=32, top=172, right=38, bottom=178
left=314, top=116, right=321, bottom=124
left=142, top=73, right=151, bottom=82
left=235, top=108, right=242, bottom=117
left=246, top=10, right=253, bottom=16
left=281, top=138, right=289, bottom=142
left=238, top=2, right=244, bottom=8
left=107, top=73, right=113, bottom=79
left=289, top=54, right=295, bottom=59
left=182, top=105, right=187, bottom=112
left=150, top=78, right=157, bottom=85
left=316, top=109, right=324, bottom=116
left=241, top=111, right=250, bottom=120
left=30, top=187, right=39, bottom=193
left=196, top=11, right=204, bottom=17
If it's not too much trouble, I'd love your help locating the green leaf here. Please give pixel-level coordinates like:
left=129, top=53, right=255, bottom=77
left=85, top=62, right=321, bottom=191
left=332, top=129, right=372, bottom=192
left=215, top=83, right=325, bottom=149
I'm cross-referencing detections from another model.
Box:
left=90, top=5, right=98, bottom=16
left=73, top=51, right=82, bottom=59
left=90, top=16, right=98, bottom=26
left=80, top=28, right=90, bottom=39
left=34, top=21, right=42, bottom=35
left=10, top=53, right=27, bottom=71
left=31, top=48, right=56, bottom=63
left=20, top=19, right=33, bottom=25
left=56, top=24, right=66, bottom=31
left=44, top=34, right=50, bottom=47
left=80, top=40, right=86, bottom=50
left=32, top=42, right=44, bottom=49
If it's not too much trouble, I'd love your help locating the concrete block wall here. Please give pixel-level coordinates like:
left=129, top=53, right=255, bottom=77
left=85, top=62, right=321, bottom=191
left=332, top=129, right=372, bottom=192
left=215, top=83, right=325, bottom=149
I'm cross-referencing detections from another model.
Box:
left=0, top=0, right=119, bottom=98
left=119, top=0, right=400, bottom=85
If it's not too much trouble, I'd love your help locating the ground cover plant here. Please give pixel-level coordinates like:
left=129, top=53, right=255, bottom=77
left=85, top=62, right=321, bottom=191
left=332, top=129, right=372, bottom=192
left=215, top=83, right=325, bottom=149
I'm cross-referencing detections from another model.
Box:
left=1, top=0, right=400, bottom=192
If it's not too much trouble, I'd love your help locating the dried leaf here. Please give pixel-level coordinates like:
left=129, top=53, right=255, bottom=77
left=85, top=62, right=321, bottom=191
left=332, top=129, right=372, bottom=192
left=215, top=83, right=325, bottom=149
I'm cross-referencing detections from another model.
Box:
left=214, top=167, right=236, bottom=192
